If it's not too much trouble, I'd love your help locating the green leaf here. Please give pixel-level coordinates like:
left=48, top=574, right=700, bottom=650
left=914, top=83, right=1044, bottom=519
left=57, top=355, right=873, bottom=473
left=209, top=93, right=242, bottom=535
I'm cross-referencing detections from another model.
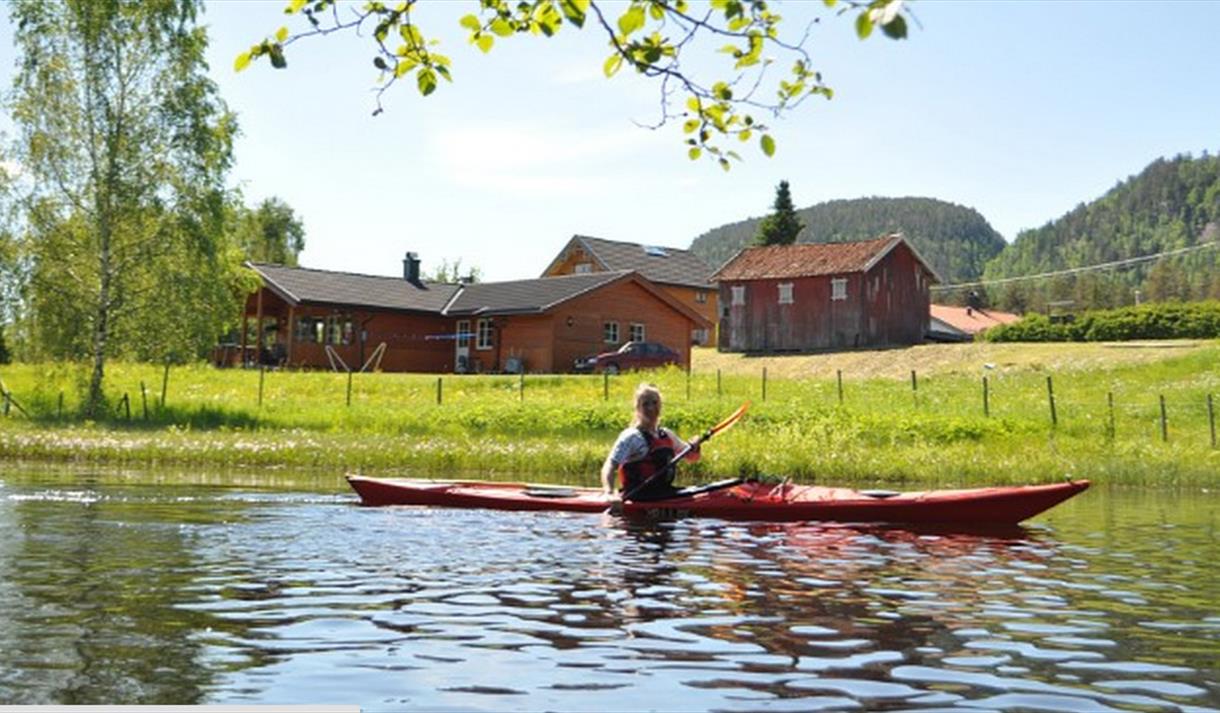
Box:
left=459, top=14, right=482, bottom=31
left=475, top=33, right=494, bottom=53
left=855, top=12, right=873, bottom=39
left=648, top=2, right=664, bottom=20
left=617, top=5, right=645, bottom=36
left=373, top=56, right=388, bottom=70
left=275, top=26, right=289, bottom=42
left=683, top=119, right=699, bottom=134
left=234, top=51, right=252, bottom=72
left=760, top=134, right=775, bottom=157
left=287, top=0, right=308, bottom=13
left=603, top=53, right=623, bottom=77
left=881, top=14, right=908, bottom=39
left=417, top=67, right=437, bottom=95
left=560, top=0, right=590, bottom=27
left=718, top=157, right=730, bottom=171
left=688, top=146, right=702, bottom=160
left=268, top=43, right=287, bottom=69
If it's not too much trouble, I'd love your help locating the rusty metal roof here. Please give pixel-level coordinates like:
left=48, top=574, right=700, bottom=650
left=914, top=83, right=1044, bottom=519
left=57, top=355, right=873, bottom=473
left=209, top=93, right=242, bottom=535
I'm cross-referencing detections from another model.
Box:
left=712, top=234, right=931, bottom=281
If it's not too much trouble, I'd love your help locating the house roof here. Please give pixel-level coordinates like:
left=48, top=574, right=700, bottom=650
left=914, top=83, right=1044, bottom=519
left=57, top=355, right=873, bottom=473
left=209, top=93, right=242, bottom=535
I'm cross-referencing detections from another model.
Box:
left=249, top=262, right=460, bottom=313
left=542, top=235, right=714, bottom=289
left=711, top=233, right=942, bottom=283
left=929, top=304, right=1020, bottom=335
left=446, top=270, right=711, bottom=326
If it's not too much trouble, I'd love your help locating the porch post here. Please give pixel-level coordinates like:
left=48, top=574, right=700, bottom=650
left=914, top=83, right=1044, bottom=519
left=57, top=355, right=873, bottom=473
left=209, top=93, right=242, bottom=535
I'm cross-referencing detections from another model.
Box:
left=286, top=305, right=295, bottom=365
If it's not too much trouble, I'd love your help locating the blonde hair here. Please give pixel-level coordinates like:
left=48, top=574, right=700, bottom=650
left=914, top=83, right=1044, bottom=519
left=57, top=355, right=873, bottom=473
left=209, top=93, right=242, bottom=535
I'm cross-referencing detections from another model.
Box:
left=630, top=383, right=662, bottom=428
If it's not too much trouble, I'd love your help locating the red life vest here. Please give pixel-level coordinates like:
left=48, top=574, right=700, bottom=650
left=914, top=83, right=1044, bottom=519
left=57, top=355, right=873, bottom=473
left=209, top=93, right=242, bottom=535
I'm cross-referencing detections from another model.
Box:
left=618, top=428, right=677, bottom=492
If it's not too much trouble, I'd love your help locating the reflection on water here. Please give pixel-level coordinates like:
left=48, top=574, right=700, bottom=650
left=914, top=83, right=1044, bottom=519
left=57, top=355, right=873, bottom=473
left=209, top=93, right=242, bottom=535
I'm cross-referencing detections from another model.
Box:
left=0, top=468, right=1216, bottom=710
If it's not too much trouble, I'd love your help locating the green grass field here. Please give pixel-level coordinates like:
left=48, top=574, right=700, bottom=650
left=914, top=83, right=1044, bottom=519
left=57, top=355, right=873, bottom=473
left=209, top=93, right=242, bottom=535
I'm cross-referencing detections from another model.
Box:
left=1, top=341, right=1217, bottom=488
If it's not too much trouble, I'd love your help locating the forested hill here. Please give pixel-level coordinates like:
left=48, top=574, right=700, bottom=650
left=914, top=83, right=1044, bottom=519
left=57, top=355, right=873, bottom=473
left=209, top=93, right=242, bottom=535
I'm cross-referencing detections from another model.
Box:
left=689, top=197, right=1007, bottom=283
left=982, top=153, right=1220, bottom=299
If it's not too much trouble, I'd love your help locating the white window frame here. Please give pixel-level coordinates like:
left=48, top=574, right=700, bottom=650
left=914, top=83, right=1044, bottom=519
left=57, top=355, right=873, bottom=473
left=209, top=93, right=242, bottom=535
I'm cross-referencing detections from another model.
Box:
left=695, top=290, right=708, bottom=304
left=574, top=262, right=593, bottom=274
left=603, top=321, right=619, bottom=344
left=456, top=319, right=471, bottom=348
left=731, top=285, right=746, bottom=305
left=777, top=282, right=794, bottom=305
left=476, top=318, right=494, bottom=350
left=630, top=323, right=645, bottom=342
left=831, top=278, right=848, bottom=301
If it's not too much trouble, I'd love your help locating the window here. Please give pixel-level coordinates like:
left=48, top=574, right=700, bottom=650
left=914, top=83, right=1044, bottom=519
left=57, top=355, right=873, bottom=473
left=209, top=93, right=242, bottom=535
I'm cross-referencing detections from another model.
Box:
left=326, top=315, right=353, bottom=345
left=695, top=290, right=708, bottom=304
left=692, top=328, right=709, bottom=345
left=476, top=318, right=494, bottom=350
left=831, top=278, right=848, bottom=301
left=574, top=262, right=593, bottom=274
left=294, top=316, right=317, bottom=343
left=731, top=285, right=746, bottom=305
left=778, top=283, right=794, bottom=305
left=630, top=323, right=645, bottom=342
left=456, top=320, right=470, bottom=347
left=603, top=321, right=619, bottom=343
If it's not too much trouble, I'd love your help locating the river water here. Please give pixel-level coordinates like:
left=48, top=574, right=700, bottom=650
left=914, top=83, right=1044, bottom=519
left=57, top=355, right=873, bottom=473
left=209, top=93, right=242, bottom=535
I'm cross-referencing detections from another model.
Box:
left=0, top=467, right=1216, bottom=711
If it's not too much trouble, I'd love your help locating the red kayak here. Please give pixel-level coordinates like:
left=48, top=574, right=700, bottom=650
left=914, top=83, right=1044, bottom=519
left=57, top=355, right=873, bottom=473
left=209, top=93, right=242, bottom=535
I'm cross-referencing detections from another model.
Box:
left=346, top=475, right=1089, bottom=525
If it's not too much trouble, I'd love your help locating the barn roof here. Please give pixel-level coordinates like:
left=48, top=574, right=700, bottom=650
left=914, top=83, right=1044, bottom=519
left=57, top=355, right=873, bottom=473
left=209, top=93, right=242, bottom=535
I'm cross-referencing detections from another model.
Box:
left=930, top=304, right=1020, bottom=336
left=250, top=263, right=459, bottom=312
left=542, top=235, right=714, bottom=289
left=711, top=233, right=942, bottom=283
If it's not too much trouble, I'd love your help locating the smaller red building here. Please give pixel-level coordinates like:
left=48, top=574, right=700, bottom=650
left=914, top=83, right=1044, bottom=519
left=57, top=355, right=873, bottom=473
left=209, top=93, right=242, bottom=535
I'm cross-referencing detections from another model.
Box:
left=712, top=234, right=941, bottom=352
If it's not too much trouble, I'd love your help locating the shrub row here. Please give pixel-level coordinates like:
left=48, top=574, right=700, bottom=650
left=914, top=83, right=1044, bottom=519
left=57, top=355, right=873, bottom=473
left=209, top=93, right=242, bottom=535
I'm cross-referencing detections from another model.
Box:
left=985, top=301, right=1220, bottom=342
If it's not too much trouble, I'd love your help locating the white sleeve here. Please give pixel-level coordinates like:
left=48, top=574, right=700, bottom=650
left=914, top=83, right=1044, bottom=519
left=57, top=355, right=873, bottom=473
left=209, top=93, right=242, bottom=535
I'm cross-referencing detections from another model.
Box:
left=607, top=429, right=648, bottom=465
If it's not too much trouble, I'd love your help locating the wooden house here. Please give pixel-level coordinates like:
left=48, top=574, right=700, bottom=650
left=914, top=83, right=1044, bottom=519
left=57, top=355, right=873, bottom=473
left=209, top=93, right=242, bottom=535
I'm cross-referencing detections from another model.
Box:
left=711, top=234, right=941, bottom=352
left=234, top=254, right=710, bottom=373
left=541, top=235, right=718, bottom=345
left=928, top=304, right=1020, bottom=342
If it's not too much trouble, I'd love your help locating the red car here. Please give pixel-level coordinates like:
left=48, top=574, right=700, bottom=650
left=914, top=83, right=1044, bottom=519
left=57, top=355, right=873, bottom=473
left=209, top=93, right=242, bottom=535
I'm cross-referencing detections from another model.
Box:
left=574, top=341, right=680, bottom=374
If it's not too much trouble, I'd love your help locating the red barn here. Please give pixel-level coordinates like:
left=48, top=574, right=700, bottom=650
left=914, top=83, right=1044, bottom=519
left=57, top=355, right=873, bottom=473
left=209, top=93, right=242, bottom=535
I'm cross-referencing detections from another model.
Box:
left=711, top=234, right=941, bottom=352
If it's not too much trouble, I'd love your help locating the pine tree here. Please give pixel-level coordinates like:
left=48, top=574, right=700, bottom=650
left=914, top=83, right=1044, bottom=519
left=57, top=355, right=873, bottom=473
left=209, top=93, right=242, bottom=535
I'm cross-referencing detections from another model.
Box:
left=753, top=180, right=805, bottom=246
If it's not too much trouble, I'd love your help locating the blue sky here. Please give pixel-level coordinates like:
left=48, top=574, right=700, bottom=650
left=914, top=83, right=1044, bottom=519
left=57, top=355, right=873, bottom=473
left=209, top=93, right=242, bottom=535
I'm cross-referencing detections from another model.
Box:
left=3, top=1, right=1218, bottom=282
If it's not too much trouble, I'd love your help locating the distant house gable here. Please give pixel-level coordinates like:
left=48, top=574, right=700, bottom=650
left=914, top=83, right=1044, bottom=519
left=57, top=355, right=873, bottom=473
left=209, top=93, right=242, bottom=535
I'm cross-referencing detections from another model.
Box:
left=541, top=235, right=715, bottom=289
left=929, top=304, right=1020, bottom=340
left=711, top=233, right=942, bottom=284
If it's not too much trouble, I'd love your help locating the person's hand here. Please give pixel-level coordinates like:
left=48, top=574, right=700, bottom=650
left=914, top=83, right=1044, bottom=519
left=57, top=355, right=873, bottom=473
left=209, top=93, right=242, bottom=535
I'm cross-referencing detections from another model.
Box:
left=689, top=437, right=702, bottom=454
left=606, top=492, right=623, bottom=515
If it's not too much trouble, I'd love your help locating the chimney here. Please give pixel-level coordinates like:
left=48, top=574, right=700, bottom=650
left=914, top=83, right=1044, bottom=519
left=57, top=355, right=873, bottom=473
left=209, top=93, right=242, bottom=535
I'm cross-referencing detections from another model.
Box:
left=403, top=252, right=421, bottom=284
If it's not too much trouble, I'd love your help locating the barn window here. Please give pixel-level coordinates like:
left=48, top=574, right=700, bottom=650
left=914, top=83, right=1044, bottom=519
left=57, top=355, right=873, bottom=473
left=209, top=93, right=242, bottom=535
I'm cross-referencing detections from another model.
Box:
left=692, top=328, right=709, bottom=345
left=476, top=318, right=494, bottom=350
left=603, top=321, right=619, bottom=343
left=777, top=283, right=794, bottom=305
left=831, top=278, right=848, bottom=301
left=731, top=285, right=746, bottom=305
left=574, top=262, right=593, bottom=274
left=630, top=323, right=646, bottom=342
left=695, top=290, right=708, bottom=304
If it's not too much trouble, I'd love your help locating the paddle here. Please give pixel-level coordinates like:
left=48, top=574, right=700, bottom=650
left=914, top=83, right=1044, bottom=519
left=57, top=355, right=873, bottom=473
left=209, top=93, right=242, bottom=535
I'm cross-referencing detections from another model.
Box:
left=619, top=401, right=751, bottom=503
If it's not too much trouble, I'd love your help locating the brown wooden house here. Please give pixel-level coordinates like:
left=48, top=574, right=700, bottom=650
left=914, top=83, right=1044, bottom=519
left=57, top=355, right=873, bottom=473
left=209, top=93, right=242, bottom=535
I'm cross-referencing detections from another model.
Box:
left=234, top=254, right=710, bottom=373
left=711, top=234, right=941, bottom=352
left=541, top=235, right=718, bottom=345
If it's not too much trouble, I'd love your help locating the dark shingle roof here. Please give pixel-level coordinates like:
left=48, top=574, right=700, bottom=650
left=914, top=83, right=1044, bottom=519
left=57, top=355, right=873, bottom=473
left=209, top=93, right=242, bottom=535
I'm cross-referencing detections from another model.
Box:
left=250, top=263, right=460, bottom=312
left=558, top=235, right=714, bottom=289
left=445, top=271, right=629, bottom=315
left=712, top=234, right=939, bottom=281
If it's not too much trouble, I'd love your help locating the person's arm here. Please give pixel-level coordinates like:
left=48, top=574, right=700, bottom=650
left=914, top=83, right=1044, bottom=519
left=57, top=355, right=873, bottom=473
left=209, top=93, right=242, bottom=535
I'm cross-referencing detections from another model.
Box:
left=600, top=455, right=619, bottom=496
left=672, top=432, right=702, bottom=463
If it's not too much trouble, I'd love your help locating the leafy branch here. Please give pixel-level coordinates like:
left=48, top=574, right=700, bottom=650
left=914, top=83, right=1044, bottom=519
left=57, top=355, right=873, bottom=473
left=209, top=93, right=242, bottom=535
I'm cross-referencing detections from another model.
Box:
left=238, top=0, right=912, bottom=167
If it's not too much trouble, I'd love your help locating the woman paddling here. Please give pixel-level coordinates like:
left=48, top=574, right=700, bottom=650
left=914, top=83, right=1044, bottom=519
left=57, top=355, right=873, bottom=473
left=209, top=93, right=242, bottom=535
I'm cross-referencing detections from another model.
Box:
left=601, top=383, right=701, bottom=502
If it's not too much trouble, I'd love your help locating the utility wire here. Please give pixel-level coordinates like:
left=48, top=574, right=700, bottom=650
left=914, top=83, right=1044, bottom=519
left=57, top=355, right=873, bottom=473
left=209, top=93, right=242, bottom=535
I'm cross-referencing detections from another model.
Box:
left=931, top=240, right=1219, bottom=292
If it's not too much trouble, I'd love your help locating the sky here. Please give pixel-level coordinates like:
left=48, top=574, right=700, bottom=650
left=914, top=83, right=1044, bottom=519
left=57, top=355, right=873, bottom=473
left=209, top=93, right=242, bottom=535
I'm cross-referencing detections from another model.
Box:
left=2, top=1, right=1218, bottom=283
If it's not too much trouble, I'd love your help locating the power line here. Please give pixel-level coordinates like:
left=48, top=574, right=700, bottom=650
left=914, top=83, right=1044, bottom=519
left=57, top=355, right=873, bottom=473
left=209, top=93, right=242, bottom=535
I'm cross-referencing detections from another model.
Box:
left=931, top=241, right=1219, bottom=292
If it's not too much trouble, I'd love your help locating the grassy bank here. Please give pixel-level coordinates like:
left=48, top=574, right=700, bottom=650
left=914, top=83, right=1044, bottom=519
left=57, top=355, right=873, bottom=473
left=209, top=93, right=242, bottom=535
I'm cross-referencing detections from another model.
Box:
left=1, top=341, right=1217, bottom=487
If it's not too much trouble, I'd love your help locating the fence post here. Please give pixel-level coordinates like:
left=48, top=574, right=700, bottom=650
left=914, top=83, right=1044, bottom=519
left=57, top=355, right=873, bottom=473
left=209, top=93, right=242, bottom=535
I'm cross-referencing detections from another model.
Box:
left=1159, top=394, right=1168, bottom=442
left=717, top=369, right=722, bottom=398
left=520, top=371, right=525, bottom=403
left=837, top=370, right=844, bottom=405
left=1208, top=394, right=1216, bottom=449
left=258, top=364, right=265, bottom=408
left=983, top=376, right=990, bottom=417
left=1107, top=391, right=1115, bottom=442
left=123, top=393, right=131, bottom=421
left=347, top=371, right=353, bottom=407
left=603, top=372, right=609, bottom=401
left=911, top=369, right=918, bottom=407
left=161, top=361, right=170, bottom=409
left=1046, top=375, right=1057, bottom=428
left=762, top=367, right=767, bottom=402
left=58, top=391, right=64, bottom=420
left=437, top=376, right=443, bottom=405
left=3, top=391, right=9, bottom=417
left=686, top=366, right=691, bottom=401
left=140, top=381, right=149, bottom=420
